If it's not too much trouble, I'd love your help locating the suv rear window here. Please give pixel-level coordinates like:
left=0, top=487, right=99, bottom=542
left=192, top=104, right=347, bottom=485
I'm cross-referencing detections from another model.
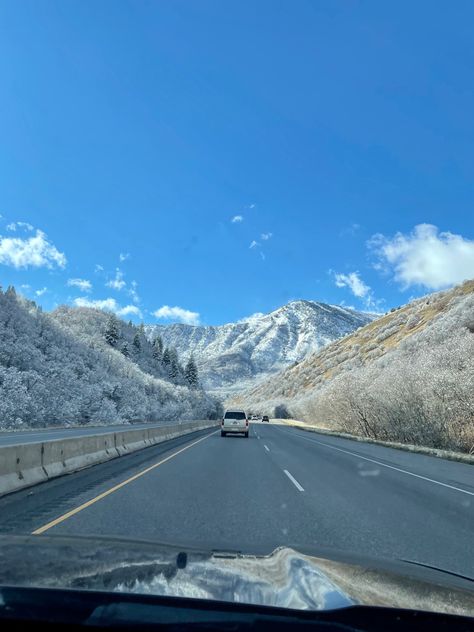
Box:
left=224, top=411, right=246, bottom=420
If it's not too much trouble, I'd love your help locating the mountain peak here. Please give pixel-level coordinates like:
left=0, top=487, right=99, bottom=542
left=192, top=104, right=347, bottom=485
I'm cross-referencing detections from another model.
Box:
left=146, top=300, right=375, bottom=394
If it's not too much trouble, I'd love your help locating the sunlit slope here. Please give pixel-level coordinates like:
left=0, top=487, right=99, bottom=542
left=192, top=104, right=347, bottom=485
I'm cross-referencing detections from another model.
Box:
left=231, top=281, right=474, bottom=452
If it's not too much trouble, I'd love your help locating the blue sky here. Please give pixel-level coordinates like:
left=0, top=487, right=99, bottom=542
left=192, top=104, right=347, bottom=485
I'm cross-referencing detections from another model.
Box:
left=1, top=1, right=473, bottom=325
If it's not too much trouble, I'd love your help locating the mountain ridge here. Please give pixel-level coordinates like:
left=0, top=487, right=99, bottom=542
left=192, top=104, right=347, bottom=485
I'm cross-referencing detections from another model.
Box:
left=145, top=300, right=375, bottom=393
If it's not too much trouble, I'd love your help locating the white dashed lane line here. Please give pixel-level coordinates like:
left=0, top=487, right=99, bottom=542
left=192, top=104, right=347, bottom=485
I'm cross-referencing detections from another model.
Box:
left=284, top=469, right=304, bottom=492
left=277, top=427, right=474, bottom=497
left=264, top=444, right=270, bottom=452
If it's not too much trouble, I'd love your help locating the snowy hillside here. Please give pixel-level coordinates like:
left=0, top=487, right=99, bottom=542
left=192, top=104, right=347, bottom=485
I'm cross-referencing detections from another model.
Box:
left=231, top=281, right=474, bottom=453
left=146, top=300, right=374, bottom=392
left=0, top=287, right=220, bottom=429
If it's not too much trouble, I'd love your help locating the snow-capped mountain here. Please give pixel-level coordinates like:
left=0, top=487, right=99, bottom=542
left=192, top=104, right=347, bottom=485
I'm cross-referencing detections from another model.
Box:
left=145, top=301, right=374, bottom=393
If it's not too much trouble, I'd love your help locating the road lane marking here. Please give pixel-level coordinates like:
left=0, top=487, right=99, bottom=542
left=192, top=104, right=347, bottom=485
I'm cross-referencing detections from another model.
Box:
left=284, top=469, right=304, bottom=492
left=31, top=429, right=219, bottom=535
left=264, top=444, right=270, bottom=452
left=280, top=428, right=474, bottom=497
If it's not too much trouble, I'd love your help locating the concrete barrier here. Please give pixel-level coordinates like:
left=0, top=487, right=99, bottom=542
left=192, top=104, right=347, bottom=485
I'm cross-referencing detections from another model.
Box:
left=42, top=433, right=117, bottom=479
left=0, top=420, right=217, bottom=498
left=0, top=443, right=48, bottom=497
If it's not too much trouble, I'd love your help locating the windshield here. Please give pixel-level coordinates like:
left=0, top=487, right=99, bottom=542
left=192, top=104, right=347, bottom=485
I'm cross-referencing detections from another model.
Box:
left=0, top=0, right=473, bottom=619
left=224, top=411, right=246, bottom=420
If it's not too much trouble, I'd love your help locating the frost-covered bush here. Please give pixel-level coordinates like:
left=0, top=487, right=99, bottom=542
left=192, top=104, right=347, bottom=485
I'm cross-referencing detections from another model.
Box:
left=240, top=284, right=474, bottom=453
left=0, top=288, right=220, bottom=428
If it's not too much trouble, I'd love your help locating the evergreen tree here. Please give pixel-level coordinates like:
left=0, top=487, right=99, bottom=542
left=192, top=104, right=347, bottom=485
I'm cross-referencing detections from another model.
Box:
left=168, top=347, right=179, bottom=380
left=162, top=347, right=171, bottom=369
left=104, top=315, right=119, bottom=347
left=121, top=342, right=130, bottom=358
left=132, top=332, right=141, bottom=352
left=184, top=355, right=199, bottom=388
left=152, top=335, right=163, bottom=361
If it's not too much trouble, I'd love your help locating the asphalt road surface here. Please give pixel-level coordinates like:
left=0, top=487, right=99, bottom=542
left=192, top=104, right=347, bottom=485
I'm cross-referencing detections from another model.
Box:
left=0, top=423, right=472, bottom=577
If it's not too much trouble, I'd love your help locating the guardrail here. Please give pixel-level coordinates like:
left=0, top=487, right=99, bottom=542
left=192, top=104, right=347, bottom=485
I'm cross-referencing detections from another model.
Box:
left=0, top=421, right=217, bottom=498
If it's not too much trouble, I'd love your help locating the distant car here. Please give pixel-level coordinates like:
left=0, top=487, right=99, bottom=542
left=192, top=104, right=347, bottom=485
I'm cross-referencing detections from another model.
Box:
left=221, top=409, right=249, bottom=438
left=262, top=415, right=269, bottom=422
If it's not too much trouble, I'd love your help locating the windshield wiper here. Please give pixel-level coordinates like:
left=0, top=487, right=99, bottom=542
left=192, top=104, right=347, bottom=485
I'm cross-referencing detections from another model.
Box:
left=400, top=559, right=474, bottom=584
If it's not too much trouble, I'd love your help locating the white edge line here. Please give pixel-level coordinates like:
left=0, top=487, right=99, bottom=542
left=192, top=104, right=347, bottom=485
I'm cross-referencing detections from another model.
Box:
left=284, top=469, right=304, bottom=491
left=278, top=427, right=474, bottom=497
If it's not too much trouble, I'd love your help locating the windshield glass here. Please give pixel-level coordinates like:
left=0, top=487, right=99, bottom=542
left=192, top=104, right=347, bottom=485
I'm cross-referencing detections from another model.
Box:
left=0, top=0, right=473, bottom=619
left=225, top=411, right=246, bottom=420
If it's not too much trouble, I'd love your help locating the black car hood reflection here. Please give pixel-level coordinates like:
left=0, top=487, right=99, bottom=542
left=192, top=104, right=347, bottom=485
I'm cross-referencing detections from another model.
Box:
left=0, top=535, right=473, bottom=616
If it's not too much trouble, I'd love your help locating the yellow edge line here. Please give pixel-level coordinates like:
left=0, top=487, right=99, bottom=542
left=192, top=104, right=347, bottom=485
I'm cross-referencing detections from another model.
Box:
left=32, top=429, right=218, bottom=535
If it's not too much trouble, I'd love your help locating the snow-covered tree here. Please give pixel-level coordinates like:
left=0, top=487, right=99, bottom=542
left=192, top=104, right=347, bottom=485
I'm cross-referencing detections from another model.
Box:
left=132, top=331, right=141, bottom=353
left=153, top=335, right=163, bottom=362
left=162, top=347, right=171, bottom=369
left=0, top=292, right=221, bottom=429
left=104, top=315, right=120, bottom=347
left=184, top=355, right=199, bottom=388
left=121, top=342, right=130, bottom=358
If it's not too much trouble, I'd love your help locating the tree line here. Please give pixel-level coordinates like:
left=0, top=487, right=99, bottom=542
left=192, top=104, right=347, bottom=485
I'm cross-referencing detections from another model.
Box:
left=104, top=316, right=199, bottom=389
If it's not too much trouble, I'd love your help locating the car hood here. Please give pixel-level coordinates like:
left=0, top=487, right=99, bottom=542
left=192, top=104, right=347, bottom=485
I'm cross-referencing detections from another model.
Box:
left=0, top=535, right=473, bottom=616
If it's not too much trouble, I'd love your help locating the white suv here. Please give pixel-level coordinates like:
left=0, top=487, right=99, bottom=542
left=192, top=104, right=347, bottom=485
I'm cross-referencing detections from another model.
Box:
left=221, top=409, right=249, bottom=438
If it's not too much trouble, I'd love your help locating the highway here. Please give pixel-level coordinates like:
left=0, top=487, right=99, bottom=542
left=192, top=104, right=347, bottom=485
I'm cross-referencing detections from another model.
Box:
left=0, top=423, right=472, bottom=578
left=0, top=422, right=177, bottom=446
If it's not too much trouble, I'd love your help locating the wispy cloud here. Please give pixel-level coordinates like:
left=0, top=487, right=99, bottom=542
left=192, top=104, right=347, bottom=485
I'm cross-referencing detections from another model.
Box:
left=333, top=270, right=383, bottom=312
left=128, top=280, right=140, bottom=304
left=153, top=305, right=200, bottom=325
left=73, top=297, right=142, bottom=318
left=0, top=229, right=66, bottom=269
left=369, top=223, right=474, bottom=290
left=95, top=264, right=104, bottom=273
left=261, top=232, right=273, bottom=241
left=334, top=271, right=370, bottom=298
left=6, top=221, right=34, bottom=232
left=231, top=215, right=244, bottom=223
left=248, top=203, right=256, bottom=209
left=340, top=223, right=361, bottom=237
left=249, top=240, right=259, bottom=249
left=67, top=278, right=92, bottom=292
left=106, top=268, right=126, bottom=291
left=119, top=252, right=130, bottom=262
left=35, top=287, right=48, bottom=297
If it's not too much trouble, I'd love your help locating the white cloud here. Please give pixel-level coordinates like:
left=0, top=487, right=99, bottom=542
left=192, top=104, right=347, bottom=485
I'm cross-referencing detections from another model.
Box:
left=119, top=252, right=130, bottom=262
left=231, top=215, right=244, bottom=223
left=334, top=271, right=370, bottom=298
left=238, top=312, right=265, bottom=323
left=260, top=251, right=266, bottom=261
left=153, top=305, right=200, bottom=325
left=248, top=203, right=256, bottom=209
left=20, top=284, right=31, bottom=290
left=95, top=264, right=104, bottom=273
left=7, top=221, right=34, bottom=232
left=261, top=232, right=273, bottom=241
left=0, top=229, right=66, bottom=269
left=369, top=224, right=474, bottom=290
left=73, top=297, right=142, bottom=318
left=106, top=268, right=126, bottom=291
left=35, top=287, right=48, bottom=297
left=117, top=304, right=141, bottom=317
left=67, top=278, right=92, bottom=292
left=128, top=280, right=140, bottom=304
left=249, top=240, right=259, bottom=249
